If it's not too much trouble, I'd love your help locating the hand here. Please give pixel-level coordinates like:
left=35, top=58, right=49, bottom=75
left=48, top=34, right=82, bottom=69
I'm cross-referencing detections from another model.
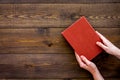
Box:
left=96, top=31, right=120, bottom=59
left=75, top=52, right=97, bottom=73
left=75, top=52, right=104, bottom=80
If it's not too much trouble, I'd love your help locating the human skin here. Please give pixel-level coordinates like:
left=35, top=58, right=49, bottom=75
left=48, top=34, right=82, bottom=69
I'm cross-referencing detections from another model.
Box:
left=96, top=31, right=120, bottom=59
left=75, top=31, right=120, bottom=80
left=75, top=53, right=104, bottom=80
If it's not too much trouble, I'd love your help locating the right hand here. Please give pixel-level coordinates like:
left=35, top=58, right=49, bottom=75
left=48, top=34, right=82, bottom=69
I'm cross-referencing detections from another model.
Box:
left=96, top=31, right=120, bottom=59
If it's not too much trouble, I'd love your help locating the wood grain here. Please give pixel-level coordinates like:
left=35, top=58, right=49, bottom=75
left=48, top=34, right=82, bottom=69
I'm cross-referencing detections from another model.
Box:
left=0, top=53, right=119, bottom=78
left=0, top=28, right=119, bottom=54
left=0, top=4, right=119, bottom=28
left=1, top=78, right=120, bottom=80
left=0, top=0, right=120, bottom=4
left=0, top=2, right=120, bottom=79
left=0, top=53, right=91, bottom=78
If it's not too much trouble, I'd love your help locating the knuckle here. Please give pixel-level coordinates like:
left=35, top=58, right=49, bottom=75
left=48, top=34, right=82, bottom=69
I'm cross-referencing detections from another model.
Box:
left=80, top=64, right=85, bottom=68
left=87, top=62, right=93, bottom=66
left=80, top=64, right=84, bottom=68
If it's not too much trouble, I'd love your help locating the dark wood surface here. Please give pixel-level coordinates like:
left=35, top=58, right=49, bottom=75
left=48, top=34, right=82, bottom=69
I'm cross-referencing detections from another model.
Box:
left=0, top=4, right=119, bottom=28
left=0, top=0, right=120, bottom=79
left=0, top=0, right=120, bottom=4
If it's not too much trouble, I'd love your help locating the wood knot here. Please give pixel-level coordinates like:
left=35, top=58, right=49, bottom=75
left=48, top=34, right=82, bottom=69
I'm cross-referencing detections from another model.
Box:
left=43, top=40, right=53, bottom=47
left=48, top=42, right=53, bottom=47
left=70, top=13, right=79, bottom=20
left=24, top=64, right=34, bottom=68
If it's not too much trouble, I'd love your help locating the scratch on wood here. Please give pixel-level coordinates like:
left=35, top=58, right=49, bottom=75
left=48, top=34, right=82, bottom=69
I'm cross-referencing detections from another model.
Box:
left=17, top=39, right=38, bottom=42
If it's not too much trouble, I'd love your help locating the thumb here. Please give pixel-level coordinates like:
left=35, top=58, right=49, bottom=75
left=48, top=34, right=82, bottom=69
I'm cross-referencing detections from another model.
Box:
left=80, top=55, right=91, bottom=65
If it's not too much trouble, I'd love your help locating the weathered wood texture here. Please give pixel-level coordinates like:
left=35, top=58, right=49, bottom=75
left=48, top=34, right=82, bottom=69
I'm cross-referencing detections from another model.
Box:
left=0, top=2, right=120, bottom=80
left=0, top=54, right=119, bottom=79
left=0, top=4, right=119, bottom=28
left=0, top=79, right=120, bottom=80
left=0, top=0, right=120, bottom=4
left=0, top=28, right=120, bottom=54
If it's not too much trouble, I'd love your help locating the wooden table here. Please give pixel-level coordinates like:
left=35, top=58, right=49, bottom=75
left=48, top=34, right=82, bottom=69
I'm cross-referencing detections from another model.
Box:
left=0, top=0, right=120, bottom=80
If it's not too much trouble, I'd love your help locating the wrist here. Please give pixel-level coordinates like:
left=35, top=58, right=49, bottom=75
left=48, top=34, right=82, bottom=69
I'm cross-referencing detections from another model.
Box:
left=114, top=48, right=120, bottom=59
left=92, top=69, right=104, bottom=80
left=111, top=47, right=120, bottom=59
left=91, top=68, right=99, bottom=76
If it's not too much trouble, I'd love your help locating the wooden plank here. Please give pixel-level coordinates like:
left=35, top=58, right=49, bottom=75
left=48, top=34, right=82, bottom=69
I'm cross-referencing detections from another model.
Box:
left=0, top=4, right=119, bottom=28
left=0, top=53, right=119, bottom=78
left=0, top=79, right=69, bottom=80
left=0, top=53, right=91, bottom=79
left=0, top=0, right=120, bottom=4
left=0, top=28, right=120, bottom=54
left=0, top=79, right=64, bottom=80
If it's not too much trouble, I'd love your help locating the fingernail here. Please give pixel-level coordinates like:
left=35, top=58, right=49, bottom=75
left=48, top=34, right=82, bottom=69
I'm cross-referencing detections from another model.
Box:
left=96, top=42, right=100, bottom=44
left=96, top=31, right=99, bottom=33
left=96, top=42, right=98, bottom=44
left=80, top=55, right=84, bottom=58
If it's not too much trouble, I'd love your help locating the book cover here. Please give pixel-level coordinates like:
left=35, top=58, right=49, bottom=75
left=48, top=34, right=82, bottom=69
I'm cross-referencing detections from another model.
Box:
left=61, top=16, right=103, bottom=60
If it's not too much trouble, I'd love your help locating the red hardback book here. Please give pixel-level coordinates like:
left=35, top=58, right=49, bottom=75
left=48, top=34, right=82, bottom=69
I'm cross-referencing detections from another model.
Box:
left=61, top=16, right=103, bottom=60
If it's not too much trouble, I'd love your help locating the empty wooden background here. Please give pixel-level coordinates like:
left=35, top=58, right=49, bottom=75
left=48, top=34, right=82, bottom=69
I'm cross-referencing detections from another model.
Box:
left=0, top=0, right=120, bottom=80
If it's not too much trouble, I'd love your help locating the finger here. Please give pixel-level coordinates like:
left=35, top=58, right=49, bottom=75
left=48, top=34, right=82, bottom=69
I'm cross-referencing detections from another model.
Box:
left=80, top=55, right=91, bottom=65
left=96, top=31, right=107, bottom=41
left=96, top=42, right=108, bottom=51
left=75, top=52, right=87, bottom=68
left=96, top=31, right=110, bottom=46
left=75, top=52, right=83, bottom=65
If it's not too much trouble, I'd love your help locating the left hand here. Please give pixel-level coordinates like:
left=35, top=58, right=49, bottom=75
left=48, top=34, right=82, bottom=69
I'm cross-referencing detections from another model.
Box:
left=75, top=52, right=97, bottom=74
left=75, top=52, right=104, bottom=80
